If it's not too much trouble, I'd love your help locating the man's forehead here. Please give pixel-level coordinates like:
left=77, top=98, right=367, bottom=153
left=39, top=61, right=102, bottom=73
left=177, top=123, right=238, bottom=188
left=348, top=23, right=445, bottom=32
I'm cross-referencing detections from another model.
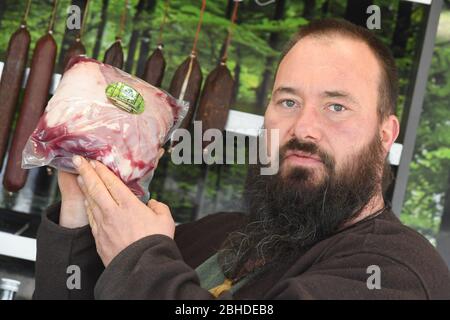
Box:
left=273, top=35, right=381, bottom=101
left=283, top=33, right=380, bottom=62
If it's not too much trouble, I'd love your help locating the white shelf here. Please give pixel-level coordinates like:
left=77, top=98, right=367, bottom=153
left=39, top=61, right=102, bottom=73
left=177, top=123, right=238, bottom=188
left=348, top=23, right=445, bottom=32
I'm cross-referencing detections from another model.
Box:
left=0, top=232, right=36, bottom=262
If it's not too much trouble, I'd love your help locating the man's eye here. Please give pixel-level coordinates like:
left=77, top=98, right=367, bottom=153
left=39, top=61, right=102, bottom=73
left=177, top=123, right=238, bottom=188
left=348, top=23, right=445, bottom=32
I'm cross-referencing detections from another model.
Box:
left=280, top=99, right=297, bottom=109
left=327, top=104, right=346, bottom=112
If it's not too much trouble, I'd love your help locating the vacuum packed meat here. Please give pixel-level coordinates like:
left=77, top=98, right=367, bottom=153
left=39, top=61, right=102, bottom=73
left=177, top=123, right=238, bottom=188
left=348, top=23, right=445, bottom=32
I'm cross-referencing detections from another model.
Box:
left=22, top=56, right=187, bottom=198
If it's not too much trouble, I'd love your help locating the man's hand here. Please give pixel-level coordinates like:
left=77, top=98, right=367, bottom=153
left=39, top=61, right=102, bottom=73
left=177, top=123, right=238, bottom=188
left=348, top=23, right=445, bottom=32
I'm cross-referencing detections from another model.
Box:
left=72, top=154, right=174, bottom=267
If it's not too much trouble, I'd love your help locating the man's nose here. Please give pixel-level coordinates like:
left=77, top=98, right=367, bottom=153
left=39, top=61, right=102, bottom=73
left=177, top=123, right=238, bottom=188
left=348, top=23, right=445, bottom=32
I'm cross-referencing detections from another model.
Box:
left=291, top=105, right=323, bottom=142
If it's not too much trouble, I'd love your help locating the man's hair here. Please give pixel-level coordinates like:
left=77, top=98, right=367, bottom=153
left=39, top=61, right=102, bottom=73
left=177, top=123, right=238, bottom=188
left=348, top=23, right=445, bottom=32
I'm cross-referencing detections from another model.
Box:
left=280, top=18, right=398, bottom=121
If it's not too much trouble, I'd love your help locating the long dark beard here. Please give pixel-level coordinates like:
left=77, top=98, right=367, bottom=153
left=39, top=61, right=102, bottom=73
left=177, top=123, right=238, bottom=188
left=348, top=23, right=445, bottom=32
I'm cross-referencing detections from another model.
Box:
left=217, top=133, right=386, bottom=280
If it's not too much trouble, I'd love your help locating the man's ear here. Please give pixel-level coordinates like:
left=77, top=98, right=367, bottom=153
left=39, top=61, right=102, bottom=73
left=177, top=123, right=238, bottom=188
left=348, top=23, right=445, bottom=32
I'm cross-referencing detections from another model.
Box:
left=380, top=114, right=400, bottom=153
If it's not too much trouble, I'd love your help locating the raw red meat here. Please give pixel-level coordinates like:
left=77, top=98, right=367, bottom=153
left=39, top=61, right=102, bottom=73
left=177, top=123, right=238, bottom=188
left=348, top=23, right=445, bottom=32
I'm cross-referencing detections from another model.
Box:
left=22, top=56, right=185, bottom=198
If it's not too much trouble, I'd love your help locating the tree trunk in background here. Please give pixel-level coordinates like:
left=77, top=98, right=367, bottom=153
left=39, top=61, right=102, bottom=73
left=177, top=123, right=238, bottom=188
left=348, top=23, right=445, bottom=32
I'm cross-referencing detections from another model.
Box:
left=344, top=0, right=372, bottom=27
left=124, top=0, right=146, bottom=73
left=0, top=1, right=7, bottom=30
left=437, top=170, right=450, bottom=268
left=439, top=171, right=450, bottom=232
left=391, top=1, right=412, bottom=58
left=136, top=0, right=157, bottom=77
left=57, top=0, right=87, bottom=73
left=136, top=31, right=151, bottom=78
left=217, top=0, right=235, bottom=64
left=92, top=0, right=109, bottom=60
left=321, top=0, right=330, bottom=16
left=225, top=0, right=234, bottom=22
left=232, top=44, right=241, bottom=105
left=255, top=0, right=286, bottom=111
left=303, top=0, right=316, bottom=19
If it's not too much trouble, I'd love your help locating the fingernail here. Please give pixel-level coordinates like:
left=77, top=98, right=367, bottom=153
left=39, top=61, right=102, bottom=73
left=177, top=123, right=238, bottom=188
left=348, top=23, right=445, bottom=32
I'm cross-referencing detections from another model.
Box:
left=90, top=160, right=96, bottom=168
left=77, top=175, right=84, bottom=187
left=73, top=155, right=82, bottom=167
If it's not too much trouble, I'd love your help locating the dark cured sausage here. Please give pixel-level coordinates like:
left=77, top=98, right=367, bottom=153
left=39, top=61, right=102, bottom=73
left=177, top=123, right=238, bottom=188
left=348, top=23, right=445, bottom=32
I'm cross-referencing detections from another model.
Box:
left=168, top=0, right=205, bottom=144
left=3, top=33, right=57, bottom=192
left=64, top=0, right=89, bottom=71
left=0, top=26, right=31, bottom=172
left=195, top=63, right=234, bottom=150
left=142, top=46, right=166, bottom=87
left=104, top=0, right=127, bottom=69
left=142, top=0, right=169, bottom=87
left=104, top=39, right=124, bottom=69
left=168, top=55, right=202, bottom=130
left=63, top=38, right=86, bottom=71
left=195, top=0, right=237, bottom=150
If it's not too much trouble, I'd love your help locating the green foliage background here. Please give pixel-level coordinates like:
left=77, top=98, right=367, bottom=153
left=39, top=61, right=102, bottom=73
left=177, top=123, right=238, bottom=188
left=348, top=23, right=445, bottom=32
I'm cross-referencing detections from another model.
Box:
left=401, top=8, right=450, bottom=243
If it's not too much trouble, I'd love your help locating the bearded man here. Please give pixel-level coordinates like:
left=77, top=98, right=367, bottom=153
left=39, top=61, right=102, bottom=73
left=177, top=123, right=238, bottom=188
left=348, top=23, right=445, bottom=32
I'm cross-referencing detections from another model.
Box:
left=34, top=18, right=450, bottom=299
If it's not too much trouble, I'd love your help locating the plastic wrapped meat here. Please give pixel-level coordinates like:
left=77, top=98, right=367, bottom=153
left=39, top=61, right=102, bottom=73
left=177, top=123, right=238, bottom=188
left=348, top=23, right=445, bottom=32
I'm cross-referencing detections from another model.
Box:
left=22, top=56, right=186, bottom=199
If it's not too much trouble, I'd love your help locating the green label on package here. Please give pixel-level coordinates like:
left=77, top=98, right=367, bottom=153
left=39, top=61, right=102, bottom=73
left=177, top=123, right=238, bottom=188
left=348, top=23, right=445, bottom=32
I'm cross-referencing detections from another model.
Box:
left=105, top=82, right=145, bottom=114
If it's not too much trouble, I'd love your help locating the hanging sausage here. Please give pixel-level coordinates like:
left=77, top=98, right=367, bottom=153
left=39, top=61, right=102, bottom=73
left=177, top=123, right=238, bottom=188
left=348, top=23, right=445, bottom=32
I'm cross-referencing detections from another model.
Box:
left=195, top=0, right=239, bottom=150
left=0, top=0, right=32, bottom=173
left=3, top=0, right=59, bottom=192
left=104, top=0, right=128, bottom=69
left=141, top=0, right=170, bottom=87
left=168, top=0, right=205, bottom=136
left=190, top=1, right=240, bottom=220
left=63, top=0, right=90, bottom=71
left=152, top=0, right=207, bottom=199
